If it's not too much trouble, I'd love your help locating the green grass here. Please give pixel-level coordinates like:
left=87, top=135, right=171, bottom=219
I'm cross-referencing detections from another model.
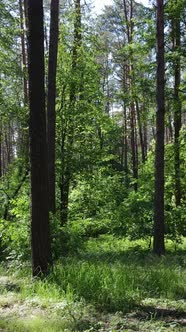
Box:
left=0, top=236, right=185, bottom=331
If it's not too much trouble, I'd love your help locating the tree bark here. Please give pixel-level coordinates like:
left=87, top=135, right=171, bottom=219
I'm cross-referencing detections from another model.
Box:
left=172, top=17, right=181, bottom=207
left=19, top=0, right=28, bottom=106
left=136, top=100, right=146, bottom=163
left=123, top=0, right=138, bottom=191
left=153, top=0, right=165, bottom=256
left=0, top=121, right=2, bottom=177
left=60, top=0, right=82, bottom=225
left=47, top=0, right=59, bottom=214
left=27, top=0, right=52, bottom=276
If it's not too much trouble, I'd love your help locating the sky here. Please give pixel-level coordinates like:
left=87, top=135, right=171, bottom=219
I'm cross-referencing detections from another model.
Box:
left=94, top=0, right=152, bottom=14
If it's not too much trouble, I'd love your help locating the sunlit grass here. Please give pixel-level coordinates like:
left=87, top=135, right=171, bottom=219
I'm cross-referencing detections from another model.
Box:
left=0, top=236, right=185, bottom=331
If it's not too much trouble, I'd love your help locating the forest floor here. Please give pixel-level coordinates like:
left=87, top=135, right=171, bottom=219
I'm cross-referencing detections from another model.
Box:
left=0, top=236, right=185, bottom=332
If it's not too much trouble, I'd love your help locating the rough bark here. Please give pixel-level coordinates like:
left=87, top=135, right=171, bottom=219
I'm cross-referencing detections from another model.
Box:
left=27, top=0, right=52, bottom=276
left=172, top=17, right=181, bottom=206
left=136, top=100, right=146, bottom=163
left=153, top=0, right=165, bottom=256
left=47, top=0, right=59, bottom=214
left=19, top=0, right=28, bottom=106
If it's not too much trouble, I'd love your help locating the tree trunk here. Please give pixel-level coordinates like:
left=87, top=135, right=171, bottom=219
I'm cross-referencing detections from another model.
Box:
left=27, top=0, right=52, bottom=276
left=60, top=0, right=82, bottom=225
left=130, top=102, right=138, bottom=191
left=172, top=17, right=181, bottom=207
left=136, top=100, right=146, bottom=163
left=153, top=0, right=165, bottom=256
left=0, top=121, right=2, bottom=177
left=123, top=0, right=138, bottom=191
left=47, top=0, right=59, bottom=214
left=19, top=0, right=28, bottom=106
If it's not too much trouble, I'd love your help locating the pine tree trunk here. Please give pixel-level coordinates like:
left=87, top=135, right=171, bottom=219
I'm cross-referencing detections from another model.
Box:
left=19, top=0, right=29, bottom=166
left=27, top=0, right=52, bottom=276
left=60, top=0, right=82, bottom=225
left=173, top=17, right=181, bottom=207
left=123, top=0, right=138, bottom=190
left=130, top=103, right=138, bottom=191
left=136, top=100, right=146, bottom=163
left=0, top=121, right=2, bottom=177
left=47, top=0, right=59, bottom=214
left=153, top=0, right=165, bottom=256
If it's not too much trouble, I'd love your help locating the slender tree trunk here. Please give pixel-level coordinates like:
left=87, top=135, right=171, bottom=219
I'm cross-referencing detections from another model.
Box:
left=168, top=112, right=173, bottom=142
left=136, top=100, right=146, bottom=163
left=123, top=105, right=129, bottom=186
left=19, top=0, right=29, bottom=166
left=47, top=0, right=59, bottom=214
left=0, top=121, right=2, bottom=177
left=130, top=102, right=138, bottom=191
left=60, top=0, right=82, bottom=225
left=153, top=0, right=165, bottom=255
left=27, top=0, right=52, bottom=276
left=121, top=67, right=129, bottom=185
left=19, top=0, right=28, bottom=106
left=172, top=17, right=182, bottom=206
left=123, top=0, right=138, bottom=190
left=143, top=122, right=148, bottom=158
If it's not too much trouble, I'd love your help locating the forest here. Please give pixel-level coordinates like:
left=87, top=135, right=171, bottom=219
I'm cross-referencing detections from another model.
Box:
left=0, top=0, right=185, bottom=331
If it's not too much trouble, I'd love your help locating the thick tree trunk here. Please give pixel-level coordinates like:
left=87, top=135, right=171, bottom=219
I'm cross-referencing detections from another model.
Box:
left=47, top=0, right=59, bottom=214
left=27, top=0, right=52, bottom=276
left=153, top=0, right=165, bottom=256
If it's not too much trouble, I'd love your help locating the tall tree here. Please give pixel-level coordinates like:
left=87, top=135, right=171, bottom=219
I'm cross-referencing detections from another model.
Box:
left=27, top=0, right=52, bottom=276
left=47, top=0, right=59, bottom=214
left=19, top=0, right=28, bottom=106
left=172, top=12, right=181, bottom=207
left=123, top=0, right=138, bottom=191
left=60, top=0, right=82, bottom=225
left=153, top=0, right=165, bottom=255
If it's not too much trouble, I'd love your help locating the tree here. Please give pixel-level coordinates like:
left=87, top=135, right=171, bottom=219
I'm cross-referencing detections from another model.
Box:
left=169, top=2, right=182, bottom=207
left=153, top=0, right=165, bottom=255
left=59, top=0, right=82, bottom=225
left=27, top=0, right=52, bottom=276
left=19, top=0, right=28, bottom=106
left=47, top=0, right=59, bottom=214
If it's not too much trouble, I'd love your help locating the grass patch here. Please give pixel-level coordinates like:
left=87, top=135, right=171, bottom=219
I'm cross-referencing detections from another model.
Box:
left=0, top=236, right=185, bottom=331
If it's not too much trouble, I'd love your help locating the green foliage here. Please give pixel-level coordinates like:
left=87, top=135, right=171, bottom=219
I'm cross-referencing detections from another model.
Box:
left=50, top=214, right=86, bottom=259
left=68, top=168, right=127, bottom=237
left=0, top=163, right=30, bottom=261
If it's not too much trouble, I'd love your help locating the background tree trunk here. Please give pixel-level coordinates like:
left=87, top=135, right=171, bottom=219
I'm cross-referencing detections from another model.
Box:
left=153, top=0, right=165, bottom=256
left=60, top=0, right=82, bottom=225
left=172, top=16, right=182, bottom=207
left=47, top=0, right=59, bottom=214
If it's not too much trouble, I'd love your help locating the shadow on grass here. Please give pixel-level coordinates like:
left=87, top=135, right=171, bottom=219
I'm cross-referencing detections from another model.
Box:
left=78, top=245, right=186, bottom=268
left=133, top=305, right=186, bottom=327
